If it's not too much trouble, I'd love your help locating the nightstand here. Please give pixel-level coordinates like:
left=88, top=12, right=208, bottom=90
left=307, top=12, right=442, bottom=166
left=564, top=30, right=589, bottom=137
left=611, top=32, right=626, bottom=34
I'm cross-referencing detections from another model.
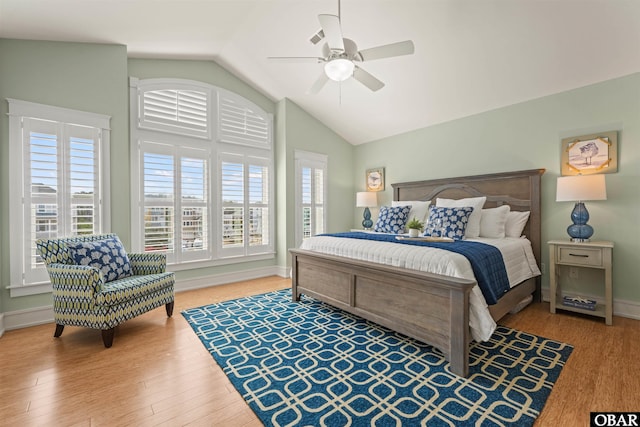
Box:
left=548, top=240, right=613, bottom=325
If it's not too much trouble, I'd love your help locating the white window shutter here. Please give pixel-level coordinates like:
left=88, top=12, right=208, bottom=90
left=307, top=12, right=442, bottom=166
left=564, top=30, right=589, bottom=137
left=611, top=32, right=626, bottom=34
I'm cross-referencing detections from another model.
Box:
left=217, top=90, right=272, bottom=148
left=140, top=87, right=210, bottom=139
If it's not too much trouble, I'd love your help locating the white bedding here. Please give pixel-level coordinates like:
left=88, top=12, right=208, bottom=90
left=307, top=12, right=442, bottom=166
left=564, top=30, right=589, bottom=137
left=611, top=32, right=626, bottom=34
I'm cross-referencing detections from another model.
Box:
left=299, top=234, right=541, bottom=342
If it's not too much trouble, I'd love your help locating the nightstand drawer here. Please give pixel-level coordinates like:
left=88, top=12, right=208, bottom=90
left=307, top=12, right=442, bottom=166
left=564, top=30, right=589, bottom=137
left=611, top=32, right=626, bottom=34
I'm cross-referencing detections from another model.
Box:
left=557, top=246, right=602, bottom=267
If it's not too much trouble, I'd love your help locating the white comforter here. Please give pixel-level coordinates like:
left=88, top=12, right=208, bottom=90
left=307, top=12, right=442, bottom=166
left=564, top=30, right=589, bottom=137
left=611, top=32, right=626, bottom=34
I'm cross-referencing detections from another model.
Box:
left=299, top=234, right=541, bottom=342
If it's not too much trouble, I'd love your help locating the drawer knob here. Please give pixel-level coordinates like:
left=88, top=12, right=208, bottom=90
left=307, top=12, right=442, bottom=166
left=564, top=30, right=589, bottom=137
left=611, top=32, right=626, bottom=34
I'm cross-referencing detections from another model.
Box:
left=569, top=253, right=589, bottom=258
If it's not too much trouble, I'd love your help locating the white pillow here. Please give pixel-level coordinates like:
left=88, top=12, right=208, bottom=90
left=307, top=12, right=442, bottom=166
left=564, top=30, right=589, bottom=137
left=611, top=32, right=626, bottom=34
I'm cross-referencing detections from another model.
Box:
left=436, top=196, right=486, bottom=238
left=505, top=211, right=530, bottom=238
left=479, top=205, right=511, bottom=238
left=392, top=200, right=430, bottom=230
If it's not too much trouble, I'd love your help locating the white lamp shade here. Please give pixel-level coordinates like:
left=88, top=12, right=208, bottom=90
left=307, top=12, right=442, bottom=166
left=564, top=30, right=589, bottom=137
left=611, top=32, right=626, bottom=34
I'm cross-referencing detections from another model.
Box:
left=356, top=191, right=377, bottom=207
left=324, top=58, right=354, bottom=82
left=556, top=174, right=607, bottom=202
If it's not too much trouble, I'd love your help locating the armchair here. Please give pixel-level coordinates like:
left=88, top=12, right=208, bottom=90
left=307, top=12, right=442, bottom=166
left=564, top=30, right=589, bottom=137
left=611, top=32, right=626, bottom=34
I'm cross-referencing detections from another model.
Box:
left=36, top=234, right=175, bottom=347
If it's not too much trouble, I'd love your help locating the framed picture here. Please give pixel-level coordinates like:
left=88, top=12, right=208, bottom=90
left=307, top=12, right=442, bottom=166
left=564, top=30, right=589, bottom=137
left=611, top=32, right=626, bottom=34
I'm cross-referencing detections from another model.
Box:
left=366, top=167, right=385, bottom=192
left=561, top=131, right=618, bottom=176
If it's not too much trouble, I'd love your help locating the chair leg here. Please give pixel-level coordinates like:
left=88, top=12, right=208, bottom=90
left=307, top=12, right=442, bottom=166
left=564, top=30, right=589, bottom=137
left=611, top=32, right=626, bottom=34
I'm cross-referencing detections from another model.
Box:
left=54, top=324, right=64, bottom=338
left=101, top=328, right=115, bottom=348
left=166, top=301, right=174, bottom=317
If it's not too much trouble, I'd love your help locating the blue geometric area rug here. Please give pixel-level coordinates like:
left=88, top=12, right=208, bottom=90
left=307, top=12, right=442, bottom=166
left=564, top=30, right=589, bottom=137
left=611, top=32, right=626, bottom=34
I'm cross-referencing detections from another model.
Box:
left=182, top=290, right=572, bottom=427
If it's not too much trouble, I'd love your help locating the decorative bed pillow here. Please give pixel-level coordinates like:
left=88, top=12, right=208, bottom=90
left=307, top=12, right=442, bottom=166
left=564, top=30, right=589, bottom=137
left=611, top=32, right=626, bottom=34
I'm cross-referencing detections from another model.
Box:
left=505, top=210, right=530, bottom=238
left=68, top=236, right=133, bottom=282
left=479, top=205, right=511, bottom=238
left=392, top=200, right=430, bottom=231
left=374, top=205, right=412, bottom=234
left=436, top=196, right=486, bottom=238
left=424, top=206, right=474, bottom=240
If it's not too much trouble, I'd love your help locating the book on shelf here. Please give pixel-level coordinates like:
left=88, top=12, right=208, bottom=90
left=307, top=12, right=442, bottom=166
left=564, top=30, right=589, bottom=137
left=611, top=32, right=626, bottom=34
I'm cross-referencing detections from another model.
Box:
left=562, top=295, right=596, bottom=311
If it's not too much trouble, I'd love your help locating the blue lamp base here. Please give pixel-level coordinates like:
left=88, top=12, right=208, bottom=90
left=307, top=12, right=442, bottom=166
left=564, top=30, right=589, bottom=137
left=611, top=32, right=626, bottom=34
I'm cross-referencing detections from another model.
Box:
left=362, top=207, right=373, bottom=229
left=567, top=202, right=594, bottom=242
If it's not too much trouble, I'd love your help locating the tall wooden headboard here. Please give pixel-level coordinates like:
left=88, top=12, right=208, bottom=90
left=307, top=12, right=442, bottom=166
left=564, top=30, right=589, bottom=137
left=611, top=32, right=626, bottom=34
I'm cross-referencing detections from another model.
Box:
left=392, top=168, right=545, bottom=290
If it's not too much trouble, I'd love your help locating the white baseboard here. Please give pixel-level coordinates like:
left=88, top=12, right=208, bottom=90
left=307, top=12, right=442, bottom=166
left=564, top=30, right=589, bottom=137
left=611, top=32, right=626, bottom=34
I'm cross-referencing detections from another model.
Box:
left=541, top=288, right=640, bottom=320
left=3, top=305, right=55, bottom=331
left=175, top=265, right=288, bottom=292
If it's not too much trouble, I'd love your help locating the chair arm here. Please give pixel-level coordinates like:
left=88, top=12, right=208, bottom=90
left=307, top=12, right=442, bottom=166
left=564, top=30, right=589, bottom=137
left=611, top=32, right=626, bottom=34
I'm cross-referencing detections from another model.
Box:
left=128, top=252, right=167, bottom=275
left=46, top=263, right=104, bottom=300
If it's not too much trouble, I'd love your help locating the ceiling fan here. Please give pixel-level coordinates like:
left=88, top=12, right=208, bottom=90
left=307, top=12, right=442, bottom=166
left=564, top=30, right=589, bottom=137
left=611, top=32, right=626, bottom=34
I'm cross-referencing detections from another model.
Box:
left=268, top=1, right=415, bottom=93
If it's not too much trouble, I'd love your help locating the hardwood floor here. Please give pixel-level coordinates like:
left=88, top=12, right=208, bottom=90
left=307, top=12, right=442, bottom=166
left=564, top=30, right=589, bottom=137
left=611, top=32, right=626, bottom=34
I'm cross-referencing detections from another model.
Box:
left=0, top=276, right=637, bottom=426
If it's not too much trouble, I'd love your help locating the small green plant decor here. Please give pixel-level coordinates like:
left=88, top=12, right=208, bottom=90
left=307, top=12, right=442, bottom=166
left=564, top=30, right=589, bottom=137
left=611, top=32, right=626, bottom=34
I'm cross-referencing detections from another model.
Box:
left=406, top=217, right=425, bottom=237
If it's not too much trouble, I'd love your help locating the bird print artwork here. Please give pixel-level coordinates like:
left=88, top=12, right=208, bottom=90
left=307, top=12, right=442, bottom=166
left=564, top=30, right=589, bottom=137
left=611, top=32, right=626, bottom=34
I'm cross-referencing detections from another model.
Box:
left=567, top=136, right=611, bottom=173
left=578, top=141, right=599, bottom=165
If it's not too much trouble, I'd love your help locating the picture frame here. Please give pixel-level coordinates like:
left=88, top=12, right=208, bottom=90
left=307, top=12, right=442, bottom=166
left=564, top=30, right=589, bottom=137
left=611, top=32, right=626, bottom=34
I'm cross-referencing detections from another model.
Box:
left=366, top=167, right=385, bottom=192
left=561, top=131, right=618, bottom=176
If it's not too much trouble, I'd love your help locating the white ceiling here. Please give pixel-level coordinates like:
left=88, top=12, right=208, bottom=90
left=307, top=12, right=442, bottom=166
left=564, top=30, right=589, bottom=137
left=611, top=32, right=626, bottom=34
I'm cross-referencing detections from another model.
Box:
left=1, top=0, right=639, bottom=145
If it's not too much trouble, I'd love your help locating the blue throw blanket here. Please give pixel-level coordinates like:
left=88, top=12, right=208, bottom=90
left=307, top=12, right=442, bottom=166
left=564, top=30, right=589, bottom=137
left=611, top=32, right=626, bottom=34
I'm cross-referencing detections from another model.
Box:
left=319, top=232, right=510, bottom=305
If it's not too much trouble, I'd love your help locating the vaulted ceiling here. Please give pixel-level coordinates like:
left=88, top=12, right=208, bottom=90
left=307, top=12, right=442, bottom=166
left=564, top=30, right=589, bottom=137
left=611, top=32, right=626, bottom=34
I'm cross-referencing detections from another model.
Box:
left=1, top=0, right=639, bottom=145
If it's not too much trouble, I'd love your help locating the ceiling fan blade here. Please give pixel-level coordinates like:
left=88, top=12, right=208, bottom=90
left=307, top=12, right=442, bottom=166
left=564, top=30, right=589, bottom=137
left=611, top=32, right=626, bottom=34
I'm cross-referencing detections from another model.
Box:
left=267, top=57, right=324, bottom=63
left=318, top=14, right=344, bottom=52
left=353, top=66, right=385, bottom=92
left=357, top=40, right=415, bottom=62
left=307, top=72, right=329, bottom=94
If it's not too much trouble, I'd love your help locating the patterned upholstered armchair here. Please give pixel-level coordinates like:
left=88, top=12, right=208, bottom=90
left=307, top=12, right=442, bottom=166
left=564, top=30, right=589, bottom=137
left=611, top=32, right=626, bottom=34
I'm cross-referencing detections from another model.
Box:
left=36, top=234, right=175, bottom=347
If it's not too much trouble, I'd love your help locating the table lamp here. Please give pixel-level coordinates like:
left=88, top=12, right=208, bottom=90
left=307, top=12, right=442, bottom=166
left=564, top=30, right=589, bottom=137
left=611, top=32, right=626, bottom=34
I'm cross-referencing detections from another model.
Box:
left=356, top=192, right=377, bottom=229
left=556, top=174, right=607, bottom=242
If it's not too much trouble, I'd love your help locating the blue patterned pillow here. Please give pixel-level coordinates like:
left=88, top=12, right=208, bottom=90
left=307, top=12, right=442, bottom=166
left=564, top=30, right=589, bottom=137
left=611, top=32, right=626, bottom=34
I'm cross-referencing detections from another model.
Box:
left=424, top=206, right=474, bottom=240
left=373, top=205, right=412, bottom=234
left=68, top=237, right=133, bottom=282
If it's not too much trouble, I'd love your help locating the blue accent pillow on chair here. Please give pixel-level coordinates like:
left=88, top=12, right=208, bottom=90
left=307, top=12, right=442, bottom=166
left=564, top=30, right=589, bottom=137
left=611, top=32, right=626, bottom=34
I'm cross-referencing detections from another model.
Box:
left=424, top=206, right=474, bottom=240
left=68, top=236, right=133, bottom=282
left=374, top=205, right=412, bottom=234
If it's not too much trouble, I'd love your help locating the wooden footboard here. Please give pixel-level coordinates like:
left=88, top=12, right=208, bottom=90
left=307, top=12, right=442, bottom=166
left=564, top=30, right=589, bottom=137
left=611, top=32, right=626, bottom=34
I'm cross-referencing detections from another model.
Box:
left=290, top=248, right=476, bottom=377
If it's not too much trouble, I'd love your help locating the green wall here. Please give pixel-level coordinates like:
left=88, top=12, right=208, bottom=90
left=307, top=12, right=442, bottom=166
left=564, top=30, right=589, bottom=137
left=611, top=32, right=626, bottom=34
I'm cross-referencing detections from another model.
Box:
left=354, top=72, right=640, bottom=303
left=0, top=39, right=129, bottom=312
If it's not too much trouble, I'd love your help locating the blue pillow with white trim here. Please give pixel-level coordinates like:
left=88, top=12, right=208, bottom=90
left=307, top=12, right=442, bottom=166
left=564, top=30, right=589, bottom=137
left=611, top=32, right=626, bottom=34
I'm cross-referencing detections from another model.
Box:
left=373, top=205, right=412, bottom=234
left=68, top=236, right=133, bottom=282
left=424, top=206, right=474, bottom=240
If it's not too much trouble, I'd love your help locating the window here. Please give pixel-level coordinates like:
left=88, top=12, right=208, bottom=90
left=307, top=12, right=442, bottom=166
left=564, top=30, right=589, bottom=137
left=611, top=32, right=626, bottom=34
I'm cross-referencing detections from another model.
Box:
left=139, top=142, right=209, bottom=264
left=8, top=99, right=110, bottom=296
left=130, top=78, right=274, bottom=268
left=295, top=150, right=328, bottom=247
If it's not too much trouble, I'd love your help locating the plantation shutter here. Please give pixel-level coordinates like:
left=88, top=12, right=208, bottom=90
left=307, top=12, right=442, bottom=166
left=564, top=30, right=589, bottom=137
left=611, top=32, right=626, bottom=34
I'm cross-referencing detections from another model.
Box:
left=142, top=145, right=176, bottom=261
left=140, top=87, right=210, bottom=138
left=217, top=90, right=272, bottom=148
left=180, top=152, right=209, bottom=261
left=248, top=160, right=270, bottom=252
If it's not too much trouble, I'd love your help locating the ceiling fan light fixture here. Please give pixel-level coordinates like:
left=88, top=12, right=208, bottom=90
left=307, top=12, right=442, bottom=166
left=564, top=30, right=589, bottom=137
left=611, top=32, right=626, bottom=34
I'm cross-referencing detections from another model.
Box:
left=324, top=58, right=354, bottom=82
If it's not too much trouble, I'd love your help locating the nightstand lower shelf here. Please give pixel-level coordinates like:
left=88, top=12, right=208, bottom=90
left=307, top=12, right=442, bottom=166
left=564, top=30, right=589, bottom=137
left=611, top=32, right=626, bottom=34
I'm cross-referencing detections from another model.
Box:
left=553, top=302, right=606, bottom=319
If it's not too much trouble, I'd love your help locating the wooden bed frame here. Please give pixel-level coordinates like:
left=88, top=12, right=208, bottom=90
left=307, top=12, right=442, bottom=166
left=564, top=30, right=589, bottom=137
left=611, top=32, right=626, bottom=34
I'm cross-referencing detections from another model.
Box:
left=290, top=169, right=545, bottom=377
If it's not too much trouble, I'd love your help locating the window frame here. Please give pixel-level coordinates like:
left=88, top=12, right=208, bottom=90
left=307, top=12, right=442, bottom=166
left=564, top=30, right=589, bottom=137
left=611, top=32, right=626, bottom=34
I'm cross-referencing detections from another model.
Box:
left=7, top=98, right=111, bottom=297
